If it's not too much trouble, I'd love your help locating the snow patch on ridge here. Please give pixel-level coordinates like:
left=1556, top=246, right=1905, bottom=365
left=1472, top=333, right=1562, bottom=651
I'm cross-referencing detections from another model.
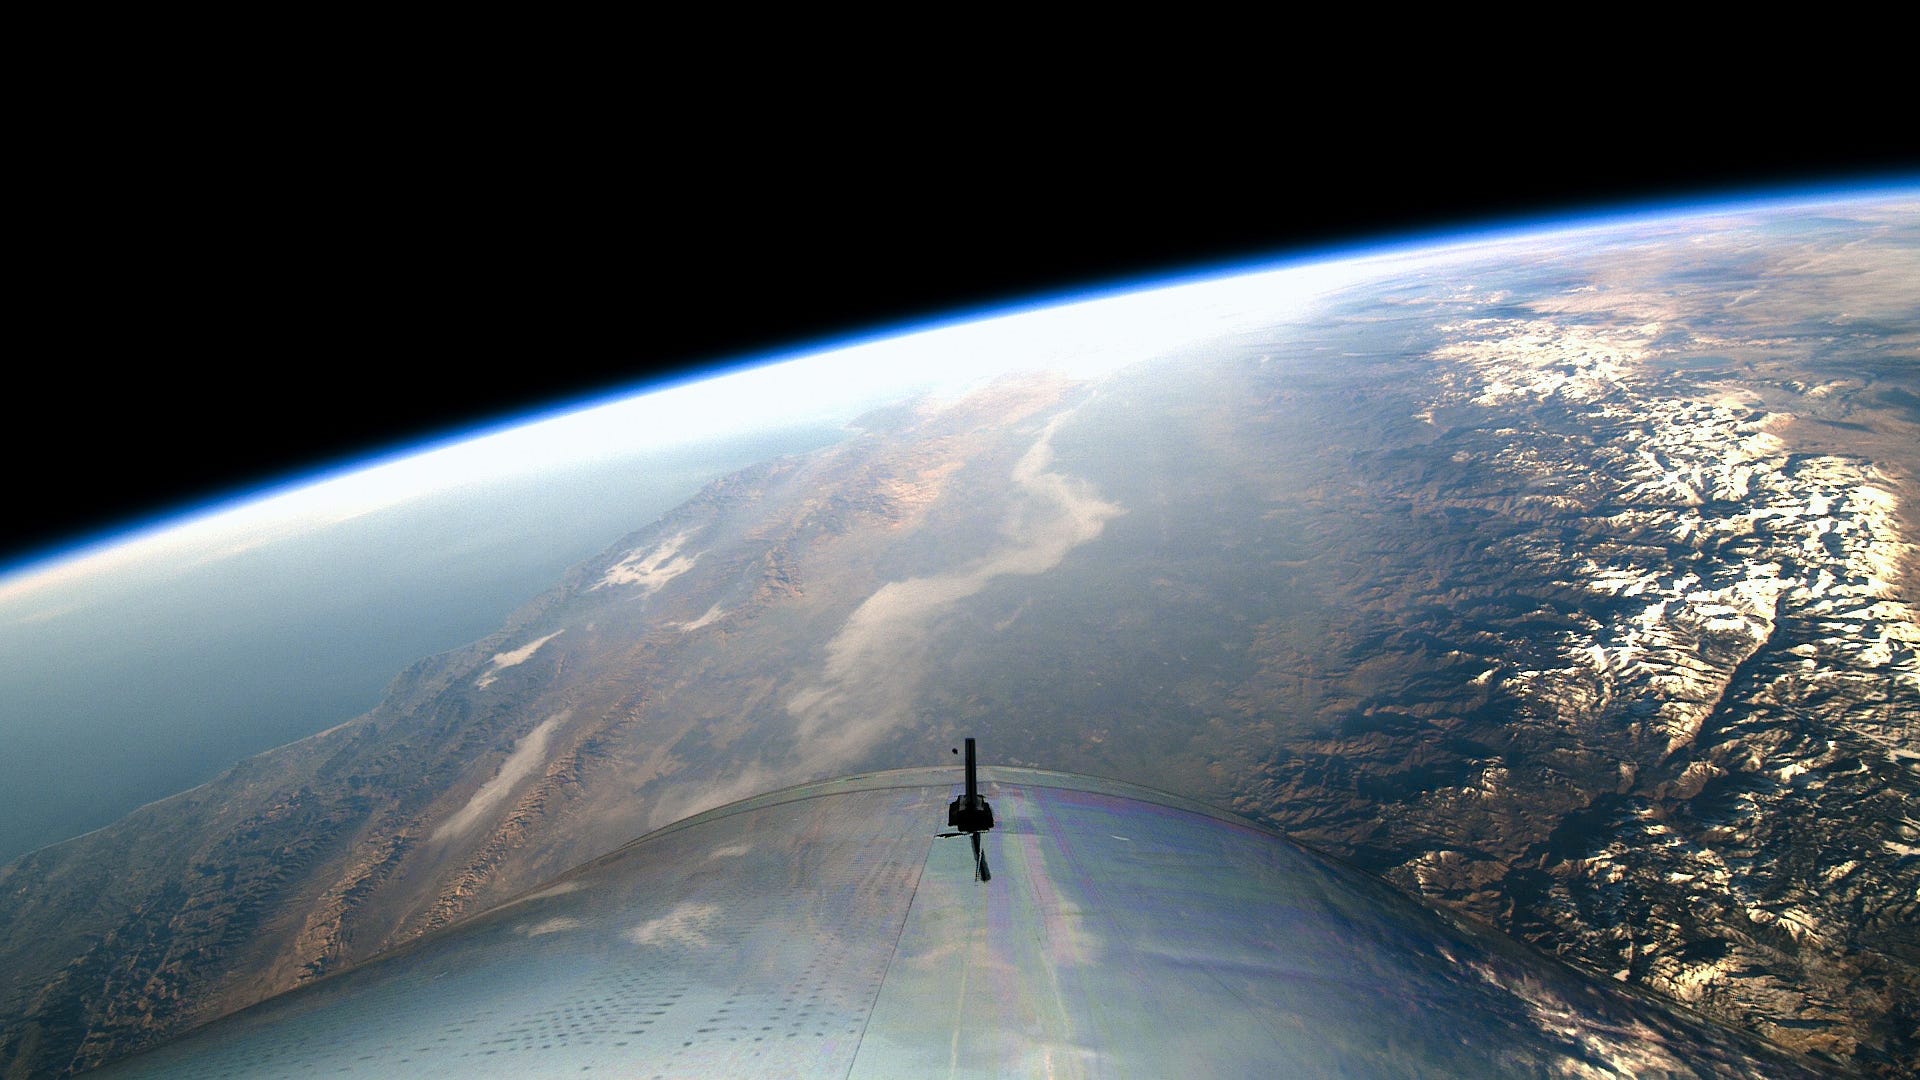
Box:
left=1427, top=316, right=1920, bottom=757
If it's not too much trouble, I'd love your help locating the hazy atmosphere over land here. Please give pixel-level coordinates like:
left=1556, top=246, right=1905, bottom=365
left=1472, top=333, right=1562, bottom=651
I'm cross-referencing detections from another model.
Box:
left=3, top=191, right=1917, bottom=1077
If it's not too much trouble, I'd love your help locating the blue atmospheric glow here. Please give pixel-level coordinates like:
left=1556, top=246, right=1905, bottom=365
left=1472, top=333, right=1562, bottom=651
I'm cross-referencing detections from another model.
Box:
left=8, top=174, right=1914, bottom=591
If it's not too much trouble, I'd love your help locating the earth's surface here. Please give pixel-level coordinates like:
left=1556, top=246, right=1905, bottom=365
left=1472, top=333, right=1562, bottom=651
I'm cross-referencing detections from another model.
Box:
left=3, top=191, right=1916, bottom=1076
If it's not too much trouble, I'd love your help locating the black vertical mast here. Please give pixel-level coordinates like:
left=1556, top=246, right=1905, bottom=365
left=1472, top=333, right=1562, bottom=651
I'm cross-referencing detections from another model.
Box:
left=945, top=737, right=996, bottom=881
left=964, top=737, right=978, bottom=804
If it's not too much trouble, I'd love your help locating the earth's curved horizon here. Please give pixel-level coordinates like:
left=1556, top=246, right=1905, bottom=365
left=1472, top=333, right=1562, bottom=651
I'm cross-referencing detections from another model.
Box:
left=3, top=186, right=1916, bottom=1077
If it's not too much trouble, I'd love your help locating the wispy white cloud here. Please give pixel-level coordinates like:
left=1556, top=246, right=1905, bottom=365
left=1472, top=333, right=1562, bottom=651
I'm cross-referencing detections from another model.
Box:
left=475, top=630, right=563, bottom=689
left=676, top=604, right=726, bottom=632
left=594, top=532, right=699, bottom=593
left=786, top=409, right=1123, bottom=769
left=432, top=711, right=569, bottom=843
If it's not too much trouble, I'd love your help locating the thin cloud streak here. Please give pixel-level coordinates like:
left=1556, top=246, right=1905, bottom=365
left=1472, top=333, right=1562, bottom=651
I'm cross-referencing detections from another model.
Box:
left=786, top=408, right=1123, bottom=769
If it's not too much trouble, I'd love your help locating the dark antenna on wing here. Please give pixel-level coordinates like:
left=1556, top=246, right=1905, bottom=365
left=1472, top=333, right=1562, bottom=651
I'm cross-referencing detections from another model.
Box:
left=937, top=737, right=995, bottom=882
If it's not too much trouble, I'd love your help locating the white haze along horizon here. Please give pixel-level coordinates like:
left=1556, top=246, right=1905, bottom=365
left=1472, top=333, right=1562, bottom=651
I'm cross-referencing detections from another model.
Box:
left=0, top=254, right=1381, bottom=611
left=0, top=188, right=1884, bottom=862
left=0, top=250, right=1379, bottom=864
left=3, top=185, right=1858, bottom=611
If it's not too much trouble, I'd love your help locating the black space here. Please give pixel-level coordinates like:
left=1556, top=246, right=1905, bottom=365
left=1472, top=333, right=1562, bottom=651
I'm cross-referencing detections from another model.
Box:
left=12, top=117, right=1915, bottom=570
